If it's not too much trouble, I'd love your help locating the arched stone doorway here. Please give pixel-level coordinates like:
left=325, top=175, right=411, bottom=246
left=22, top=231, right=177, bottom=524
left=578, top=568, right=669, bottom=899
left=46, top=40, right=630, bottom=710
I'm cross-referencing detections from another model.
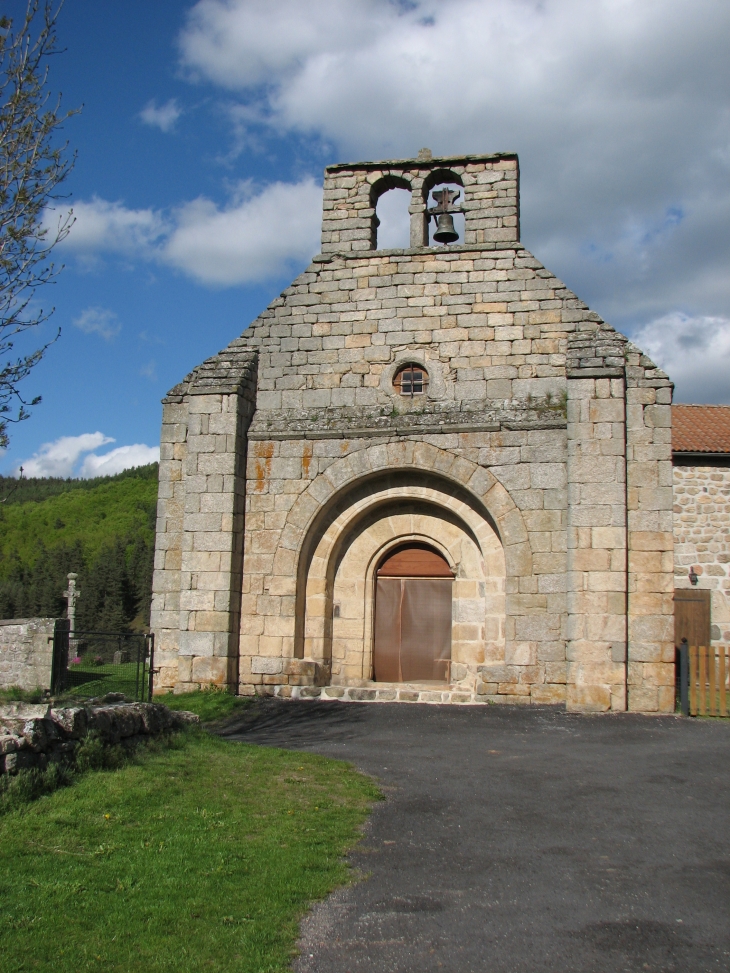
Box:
left=373, top=544, right=454, bottom=683
left=297, top=473, right=506, bottom=693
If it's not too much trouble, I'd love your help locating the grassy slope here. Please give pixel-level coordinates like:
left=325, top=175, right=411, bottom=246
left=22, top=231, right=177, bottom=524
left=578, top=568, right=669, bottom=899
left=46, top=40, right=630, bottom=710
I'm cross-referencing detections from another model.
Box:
left=0, top=471, right=158, bottom=571
left=161, top=689, right=253, bottom=723
left=0, top=732, right=379, bottom=973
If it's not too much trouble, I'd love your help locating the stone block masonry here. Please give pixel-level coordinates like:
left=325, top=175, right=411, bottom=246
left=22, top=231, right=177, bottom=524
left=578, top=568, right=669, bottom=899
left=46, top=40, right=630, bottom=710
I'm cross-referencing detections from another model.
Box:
left=320, top=153, right=519, bottom=253
left=151, top=349, right=258, bottom=693
left=0, top=618, right=55, bottom=691
left=151, top=151, right=675, bottom=713
left=673, top=463, right=730, bottom=643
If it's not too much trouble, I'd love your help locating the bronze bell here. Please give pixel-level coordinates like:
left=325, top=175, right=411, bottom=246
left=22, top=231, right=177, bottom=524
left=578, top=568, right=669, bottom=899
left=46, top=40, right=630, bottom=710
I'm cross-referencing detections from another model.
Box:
left=433, top=212, right=459, bottom=244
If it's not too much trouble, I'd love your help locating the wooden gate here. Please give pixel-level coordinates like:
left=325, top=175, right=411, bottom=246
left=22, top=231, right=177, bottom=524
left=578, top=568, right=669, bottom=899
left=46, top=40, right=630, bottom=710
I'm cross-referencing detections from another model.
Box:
left=688, top=645, right=729, bottom=717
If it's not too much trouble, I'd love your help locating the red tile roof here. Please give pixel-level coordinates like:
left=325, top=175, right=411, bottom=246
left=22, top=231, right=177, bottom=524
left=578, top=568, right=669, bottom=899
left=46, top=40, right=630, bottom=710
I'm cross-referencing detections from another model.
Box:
left=672, top=404, right=730, bottom=453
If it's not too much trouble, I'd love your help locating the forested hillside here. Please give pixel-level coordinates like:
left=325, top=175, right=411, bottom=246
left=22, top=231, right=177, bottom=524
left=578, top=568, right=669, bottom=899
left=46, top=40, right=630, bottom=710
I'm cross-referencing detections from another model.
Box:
left=0, top=465, right=158, bottom=631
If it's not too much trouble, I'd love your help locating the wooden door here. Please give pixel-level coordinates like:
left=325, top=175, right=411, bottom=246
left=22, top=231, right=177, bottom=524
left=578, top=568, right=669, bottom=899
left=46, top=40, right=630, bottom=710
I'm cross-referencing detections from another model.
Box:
left=373, top=545, right=453, bottom=683
left=674, top=588, right=711, bottom=647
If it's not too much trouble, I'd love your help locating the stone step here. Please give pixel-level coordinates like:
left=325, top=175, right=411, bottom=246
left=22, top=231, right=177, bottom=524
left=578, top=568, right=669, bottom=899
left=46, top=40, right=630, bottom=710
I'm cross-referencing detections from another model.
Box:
left=273, top=684, right=532, bottom=705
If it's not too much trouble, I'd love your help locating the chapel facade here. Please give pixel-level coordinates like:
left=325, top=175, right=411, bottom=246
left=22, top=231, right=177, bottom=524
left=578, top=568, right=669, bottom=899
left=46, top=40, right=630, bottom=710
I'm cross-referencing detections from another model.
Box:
left=151, top=151, right=676, bottom=714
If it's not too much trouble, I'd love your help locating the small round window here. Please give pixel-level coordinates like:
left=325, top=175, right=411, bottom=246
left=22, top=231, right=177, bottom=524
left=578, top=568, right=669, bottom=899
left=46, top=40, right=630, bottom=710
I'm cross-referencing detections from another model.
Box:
left=393, top=363, right=429, bottom=398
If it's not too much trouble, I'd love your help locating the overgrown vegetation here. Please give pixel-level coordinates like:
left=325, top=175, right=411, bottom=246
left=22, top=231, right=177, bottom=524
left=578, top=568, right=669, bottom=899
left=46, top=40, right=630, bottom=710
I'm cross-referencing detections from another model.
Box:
left=0, top=730, right=379, bottom=972
left=162, top=688, right=253, bottom=724
left=0, top=463, right=157, bottom=629
left=0, top=691, right=252, bottom=814
left=0, top=730, right=167, bottom=816
left=0, top=684, right=45, bottom=702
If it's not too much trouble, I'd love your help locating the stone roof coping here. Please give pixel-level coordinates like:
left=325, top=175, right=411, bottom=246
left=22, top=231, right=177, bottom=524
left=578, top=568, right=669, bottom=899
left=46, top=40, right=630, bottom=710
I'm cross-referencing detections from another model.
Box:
left=672, top=403, right=730, bottom=454
left=163, top=347, right=258, bottom=402
left=311, top=241, right=525, bottom=263
left=326, top=152, right=518, bottom=172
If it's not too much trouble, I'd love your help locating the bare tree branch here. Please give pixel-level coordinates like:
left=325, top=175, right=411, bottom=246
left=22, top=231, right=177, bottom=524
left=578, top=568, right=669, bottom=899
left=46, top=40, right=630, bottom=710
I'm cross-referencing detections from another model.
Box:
left=0, top=0, right=79, bottom=448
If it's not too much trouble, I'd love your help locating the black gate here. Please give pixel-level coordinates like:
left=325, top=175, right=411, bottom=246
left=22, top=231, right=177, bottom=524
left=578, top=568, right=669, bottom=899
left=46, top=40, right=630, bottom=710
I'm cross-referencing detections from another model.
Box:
left=51, top=619, right=154, bottom=701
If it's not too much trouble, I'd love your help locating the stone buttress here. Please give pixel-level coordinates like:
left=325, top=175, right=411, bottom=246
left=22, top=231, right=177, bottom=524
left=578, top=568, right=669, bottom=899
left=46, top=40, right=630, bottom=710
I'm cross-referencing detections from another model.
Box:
left=151, top=152, right=675, bottom=713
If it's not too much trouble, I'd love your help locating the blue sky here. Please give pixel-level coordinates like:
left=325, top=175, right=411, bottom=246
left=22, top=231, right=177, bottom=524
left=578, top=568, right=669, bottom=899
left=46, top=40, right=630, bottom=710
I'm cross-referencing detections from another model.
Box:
left=3, top=0, right=730, bottom=477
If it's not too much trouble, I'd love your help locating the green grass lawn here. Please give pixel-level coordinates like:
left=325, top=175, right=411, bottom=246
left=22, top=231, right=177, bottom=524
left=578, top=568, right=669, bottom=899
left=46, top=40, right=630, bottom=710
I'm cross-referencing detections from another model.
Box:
left=160, top=688, right=254, bottom=723
left=0, top=730, right=379, bottom=973
left=65, top=661, right=151, bottom=701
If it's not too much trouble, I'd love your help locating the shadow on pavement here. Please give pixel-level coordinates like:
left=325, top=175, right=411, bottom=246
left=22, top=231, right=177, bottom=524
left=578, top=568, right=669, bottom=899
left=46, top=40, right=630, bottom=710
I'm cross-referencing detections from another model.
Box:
left=217, top=697, right=370, bottom=745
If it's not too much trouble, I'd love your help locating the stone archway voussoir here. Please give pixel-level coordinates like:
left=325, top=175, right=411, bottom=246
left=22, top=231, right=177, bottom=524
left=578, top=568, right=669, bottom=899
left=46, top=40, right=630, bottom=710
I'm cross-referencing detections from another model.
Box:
left=449, top=456, right=475, bottom=485
left=498, top=508, right=529, bottom=547
left=467, top=466, right=498, bottom=498
left=279, top=523, right=302, bottom=552
left=286, top=492, right=321, bottom=530
left=505, top=541, right=532, bottom=578
left=483, top=482, right=518, bottom=523
left=283, top=442, right=529, bottom=571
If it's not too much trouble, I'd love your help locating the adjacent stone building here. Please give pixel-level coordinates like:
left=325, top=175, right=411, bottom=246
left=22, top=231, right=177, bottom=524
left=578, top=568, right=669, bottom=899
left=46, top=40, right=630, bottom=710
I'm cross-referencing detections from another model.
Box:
left=151, top=150, right=676, bottom=713
left=672, top=405, right=730, bottom=649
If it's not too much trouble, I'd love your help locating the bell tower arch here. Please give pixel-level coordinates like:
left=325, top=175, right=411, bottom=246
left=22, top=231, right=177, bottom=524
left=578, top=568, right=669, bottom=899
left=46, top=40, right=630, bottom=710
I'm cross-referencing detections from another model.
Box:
left=320, top=150, right=520, bottom=254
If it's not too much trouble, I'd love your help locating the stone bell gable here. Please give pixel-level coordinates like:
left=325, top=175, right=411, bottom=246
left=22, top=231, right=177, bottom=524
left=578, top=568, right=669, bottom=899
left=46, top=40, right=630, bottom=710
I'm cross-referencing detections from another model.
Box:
left=151, top=151, right=675, bottom=713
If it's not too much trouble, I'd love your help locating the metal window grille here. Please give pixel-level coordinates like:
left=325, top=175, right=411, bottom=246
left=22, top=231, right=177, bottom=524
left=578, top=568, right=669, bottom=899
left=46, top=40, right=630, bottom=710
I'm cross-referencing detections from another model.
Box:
left=394, top=365, right=428, bottom=397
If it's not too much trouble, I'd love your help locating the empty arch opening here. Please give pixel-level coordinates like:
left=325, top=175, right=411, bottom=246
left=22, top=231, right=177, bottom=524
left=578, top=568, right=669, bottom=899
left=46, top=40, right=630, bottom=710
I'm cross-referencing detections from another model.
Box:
left=374, top=187, right=411, bottom=249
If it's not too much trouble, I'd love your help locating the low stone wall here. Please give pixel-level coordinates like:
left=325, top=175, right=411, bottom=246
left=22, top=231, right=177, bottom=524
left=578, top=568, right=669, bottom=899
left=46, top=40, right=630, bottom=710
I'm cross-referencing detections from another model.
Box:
left=0, top=700, right=198, bottom=775
left=0, top=618, right=55, bottom=691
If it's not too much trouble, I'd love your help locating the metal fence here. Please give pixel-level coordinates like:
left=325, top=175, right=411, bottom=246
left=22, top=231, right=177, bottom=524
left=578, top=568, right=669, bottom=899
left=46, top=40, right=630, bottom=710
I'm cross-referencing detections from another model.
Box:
left=51, top=618, right=154, bottom=701
left=676, top=643, right=729, bottom=717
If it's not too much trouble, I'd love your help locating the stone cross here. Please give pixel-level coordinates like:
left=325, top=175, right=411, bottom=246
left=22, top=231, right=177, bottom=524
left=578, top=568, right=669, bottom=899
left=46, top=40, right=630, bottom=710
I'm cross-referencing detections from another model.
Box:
left=64, top=573, right=80, bottom=639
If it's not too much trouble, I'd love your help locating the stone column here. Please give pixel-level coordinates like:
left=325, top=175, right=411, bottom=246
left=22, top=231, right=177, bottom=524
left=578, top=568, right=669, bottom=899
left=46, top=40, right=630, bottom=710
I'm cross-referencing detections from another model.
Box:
left=150, top=395, right=189, bottom=691
left=566, top=329, right=629, bottom=712
left=151, top=347, right=257, bottom=693
left=409, top=190, right=429, bottom=247
left=625, top=347, right=675, bottom=712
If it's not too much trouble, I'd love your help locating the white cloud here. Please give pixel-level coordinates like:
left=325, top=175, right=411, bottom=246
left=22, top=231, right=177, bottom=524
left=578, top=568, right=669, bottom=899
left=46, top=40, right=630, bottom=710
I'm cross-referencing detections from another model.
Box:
left=15, top=433, right=160, bottom=478
left=179, top=0, right=391, bottom=89
left=630, top=313, right=730, bottom=405
left=17, top=432, right=114, bottom=478
left=163, top=178, right=321, bottom=285
left=139, top=360, right=157, bottom=381
left=139, top=98, right=182, bottom=133
left=178, top=0, right=730, bottom=325
left=73, top=306, right=121, bottom=341
left=79, top=444, right=160, bottom=478
left=62, top=197, right=168, bottom=256
left=58, top=179, right=322, bottom=286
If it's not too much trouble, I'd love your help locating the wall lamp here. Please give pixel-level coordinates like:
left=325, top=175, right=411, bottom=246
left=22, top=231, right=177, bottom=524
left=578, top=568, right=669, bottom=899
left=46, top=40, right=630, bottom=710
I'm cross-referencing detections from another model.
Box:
left=688, top=567, right=699, bottom=586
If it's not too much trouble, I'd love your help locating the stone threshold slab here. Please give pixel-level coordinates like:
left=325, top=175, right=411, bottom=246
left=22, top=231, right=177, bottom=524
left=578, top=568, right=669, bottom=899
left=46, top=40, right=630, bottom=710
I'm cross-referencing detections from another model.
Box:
left=260, top=684, right=543, bottom=706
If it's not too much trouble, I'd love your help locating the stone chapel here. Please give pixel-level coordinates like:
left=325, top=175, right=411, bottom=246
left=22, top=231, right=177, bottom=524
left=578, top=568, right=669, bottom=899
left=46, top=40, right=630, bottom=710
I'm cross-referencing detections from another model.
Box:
left=151, top=150, right=676, bottom=714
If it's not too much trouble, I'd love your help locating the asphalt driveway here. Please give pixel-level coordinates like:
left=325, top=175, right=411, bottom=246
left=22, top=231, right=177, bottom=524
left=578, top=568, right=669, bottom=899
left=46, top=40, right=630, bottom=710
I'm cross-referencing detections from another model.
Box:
left=219, top=701, right=730, bottom=973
